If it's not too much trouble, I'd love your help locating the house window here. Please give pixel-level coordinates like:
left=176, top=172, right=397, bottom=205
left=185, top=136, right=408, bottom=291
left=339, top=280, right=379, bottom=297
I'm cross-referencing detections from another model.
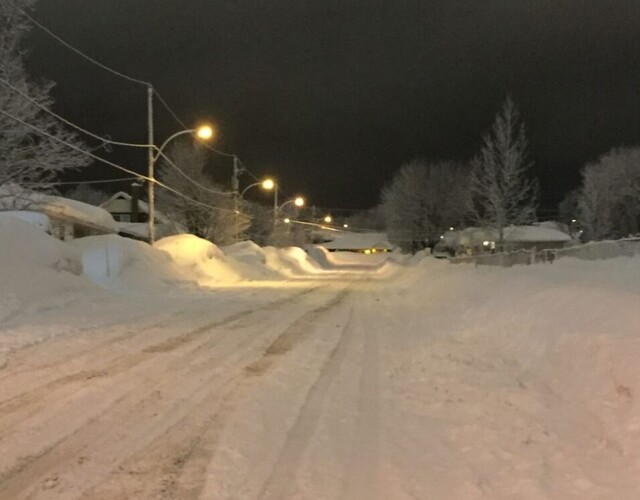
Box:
left=112, top=213, right=131, bottom=222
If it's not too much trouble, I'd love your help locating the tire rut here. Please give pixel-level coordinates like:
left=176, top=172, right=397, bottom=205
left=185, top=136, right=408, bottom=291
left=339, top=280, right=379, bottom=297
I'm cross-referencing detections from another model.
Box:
left=0, top=285, right=338, bottom=499
left=0, top=286, right=320, bottom=423
left=258, top=305, right=356, bottom=500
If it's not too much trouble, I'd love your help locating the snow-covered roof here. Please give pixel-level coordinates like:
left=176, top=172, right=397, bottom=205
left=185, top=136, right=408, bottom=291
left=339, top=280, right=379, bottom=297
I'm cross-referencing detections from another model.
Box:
left=502, top=225, right=572, bottom=242
left=39, top=196, right=117, bottom=233
left=450, top=225, right=571, bottom=247
left=321, top=232, right=394, bottom=251
left=101, top=191, right=171, bottom=223
left=0, top=188, right=117, bottom=233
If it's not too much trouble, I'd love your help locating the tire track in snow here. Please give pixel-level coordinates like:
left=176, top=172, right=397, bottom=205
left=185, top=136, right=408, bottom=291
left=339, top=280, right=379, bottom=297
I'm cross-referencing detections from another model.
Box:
left=342, top=313, right=382, bottom=500
left=0, top=285, right=343, bottom=499
left=0, top=286, right=320, bottom=427
left=170, top=288, right=353, bottom=500
left=76, top=286, right=351, bottom=500
left=257, top=305, right=356, bottom=500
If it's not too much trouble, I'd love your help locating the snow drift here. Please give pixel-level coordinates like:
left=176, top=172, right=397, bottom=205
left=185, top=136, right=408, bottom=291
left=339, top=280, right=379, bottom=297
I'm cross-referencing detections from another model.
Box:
left=72, top=234, right=196, bottom=292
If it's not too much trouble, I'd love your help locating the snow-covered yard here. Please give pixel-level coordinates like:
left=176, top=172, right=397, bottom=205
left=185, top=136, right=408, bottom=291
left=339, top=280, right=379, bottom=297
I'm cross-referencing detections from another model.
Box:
left=1, top=217, right=640, bottom=499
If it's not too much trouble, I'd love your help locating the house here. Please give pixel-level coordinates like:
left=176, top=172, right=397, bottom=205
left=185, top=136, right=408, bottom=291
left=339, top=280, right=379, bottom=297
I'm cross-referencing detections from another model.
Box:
left=0, top=193, right=117, bottom=240
left=438, top=225, right=573, bottom=256
left=100, top=191, right=183, bottom=241
left=319, top=232, right=395, bottom=254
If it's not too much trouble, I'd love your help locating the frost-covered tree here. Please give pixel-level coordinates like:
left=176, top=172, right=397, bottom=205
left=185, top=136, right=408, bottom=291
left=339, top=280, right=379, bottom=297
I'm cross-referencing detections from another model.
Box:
left=0, top=0, right=89, bottom=207
left=468, top=97, right=538, bottom=248
left=380, top=159, right=470, bottom=252
left=242, top=199, right=274, bottom=246
left=156, top=139, right=245, bottom=244
left=578, top=147, right=640, bottom=240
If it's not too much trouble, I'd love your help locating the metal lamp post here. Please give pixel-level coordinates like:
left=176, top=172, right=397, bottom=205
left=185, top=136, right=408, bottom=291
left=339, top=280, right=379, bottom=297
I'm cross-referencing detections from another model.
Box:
left=147, top=125, right=213, bottom=244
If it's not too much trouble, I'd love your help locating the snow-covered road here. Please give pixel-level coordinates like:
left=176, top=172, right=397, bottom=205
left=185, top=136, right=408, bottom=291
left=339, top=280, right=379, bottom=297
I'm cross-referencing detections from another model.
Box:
left=2, top=247, right=640, bottom=499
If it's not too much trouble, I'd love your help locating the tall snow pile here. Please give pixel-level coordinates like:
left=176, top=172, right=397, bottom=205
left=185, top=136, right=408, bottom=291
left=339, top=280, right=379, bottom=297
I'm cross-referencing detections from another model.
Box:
left=262, top=246, right=324, bottom=276
left=222, top=241, right=281, bottom=280
left=0, top=216, right=92, bottom=321
left=155, top=234, right=247, bottom=284
left=72, top=234, right=195, bottom=291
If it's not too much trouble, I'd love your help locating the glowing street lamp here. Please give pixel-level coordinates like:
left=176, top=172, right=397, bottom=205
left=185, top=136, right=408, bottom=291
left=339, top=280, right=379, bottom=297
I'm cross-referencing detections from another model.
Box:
left=148, top=124, right=214, bottom=244
left=323, top=215, right=332, bottom=224
left=195, top=125, right=214, bottom=140
left=275, top=196, right=305, bottom=227
left=240, top=178, right=275, bottom=198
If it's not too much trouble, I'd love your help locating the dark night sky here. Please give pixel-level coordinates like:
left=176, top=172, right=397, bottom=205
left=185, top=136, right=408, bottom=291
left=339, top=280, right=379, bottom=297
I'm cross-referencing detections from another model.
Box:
left=24, top=0, right=640, bottom=211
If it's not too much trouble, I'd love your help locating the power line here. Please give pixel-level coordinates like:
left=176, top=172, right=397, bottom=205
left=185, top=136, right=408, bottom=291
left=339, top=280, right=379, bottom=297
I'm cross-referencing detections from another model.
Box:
left=154, top=149, right=232, bottom=197
left=19, top=8, right=275, bottom=212
left=1, top=78, right=237, bottom=198
left=20, top=8, right=151, bottom=87
left=27, top=177, right=141, bottom=187
left=154, top=183, right=236, bottom=214
left=1, top=108, right=149, bottom=180
left=0, top=76, right=150, bottom=148
left=1, top=109, right=236, bottom=215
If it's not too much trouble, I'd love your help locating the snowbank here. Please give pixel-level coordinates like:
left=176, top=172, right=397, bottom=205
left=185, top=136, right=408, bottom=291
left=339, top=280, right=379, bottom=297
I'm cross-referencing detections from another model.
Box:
left=306, top=245, right=388, bottom=270
left=0, top=216, right=96, bottom=326
left=155, top=234, right=249, bottom=286
left=72, top=234, right=196, bottom=292
left=262, top=246, right=324, bottom=276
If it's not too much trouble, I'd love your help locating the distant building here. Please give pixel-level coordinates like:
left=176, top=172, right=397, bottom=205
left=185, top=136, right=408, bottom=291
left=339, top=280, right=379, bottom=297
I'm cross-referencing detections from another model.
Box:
left=0, top=193, right=117, bottom=240
left=100, top=191, right=183, bottom=241
left=438, top=225, right=573, bottom=256
left=319, top=231, right=395, bottom=254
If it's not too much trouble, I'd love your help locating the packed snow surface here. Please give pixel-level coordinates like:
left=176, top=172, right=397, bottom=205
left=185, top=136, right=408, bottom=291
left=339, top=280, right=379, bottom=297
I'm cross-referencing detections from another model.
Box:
left=1, top=224, right=640, bottom=499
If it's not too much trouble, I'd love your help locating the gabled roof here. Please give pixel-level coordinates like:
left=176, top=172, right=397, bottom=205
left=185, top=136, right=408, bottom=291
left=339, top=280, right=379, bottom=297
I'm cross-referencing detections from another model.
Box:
left=100, top=191, right=171, bottom=223
left=0, top=187, right=117, bottom=233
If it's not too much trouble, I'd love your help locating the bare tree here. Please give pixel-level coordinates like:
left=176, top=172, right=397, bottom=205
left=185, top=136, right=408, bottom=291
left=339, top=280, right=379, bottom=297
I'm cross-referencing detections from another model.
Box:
left=0, top=0, right=89, bottom=208
left=155, top=139, right=245, bottom=245
left=578, top=147, right=640, bottom=240
left=468, top=97, right=538, bottom=248
left=380, top=159, right=470, bottom=252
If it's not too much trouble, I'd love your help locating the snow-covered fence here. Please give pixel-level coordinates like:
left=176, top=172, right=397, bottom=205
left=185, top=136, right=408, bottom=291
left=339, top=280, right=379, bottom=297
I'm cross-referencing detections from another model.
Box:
left=538, top=238, right=640, bottom=263
left=450, top=249, right=535, bottom=267
left=450, top=238, right=640, bottom=267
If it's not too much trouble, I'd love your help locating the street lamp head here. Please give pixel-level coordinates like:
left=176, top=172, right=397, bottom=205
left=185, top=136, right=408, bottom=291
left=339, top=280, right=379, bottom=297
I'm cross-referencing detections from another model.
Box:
left=294, top=196, right=305, bottom=207
left=284, top=218, right=291, bottom=224
left=262, top=178, right=275, bottom=190
left=324, top=215, right=332, bottom=223
left=196, top=125, right=214, bottom=140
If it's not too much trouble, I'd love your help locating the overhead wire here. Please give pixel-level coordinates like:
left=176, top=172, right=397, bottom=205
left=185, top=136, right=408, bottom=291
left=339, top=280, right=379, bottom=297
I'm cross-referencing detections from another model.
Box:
left=26, top=177, right=141, bottom=187
left=19, top=8, right=286, bottom=212
left=154, top=149, right=232, bottom=197
left=20, top=8, right=151, bottom=87
left=0, top=109, right=235, bottom=214
left=0, top=76, right=150, bottom=148
left=1, top=108, right=150, bottom=180
left=1, top=77, right=233, bottom=197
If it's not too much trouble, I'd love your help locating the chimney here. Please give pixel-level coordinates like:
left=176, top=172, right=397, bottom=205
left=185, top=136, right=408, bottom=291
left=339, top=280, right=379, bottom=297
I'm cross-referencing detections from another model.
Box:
left=130, top=182, right=141, bottom=223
